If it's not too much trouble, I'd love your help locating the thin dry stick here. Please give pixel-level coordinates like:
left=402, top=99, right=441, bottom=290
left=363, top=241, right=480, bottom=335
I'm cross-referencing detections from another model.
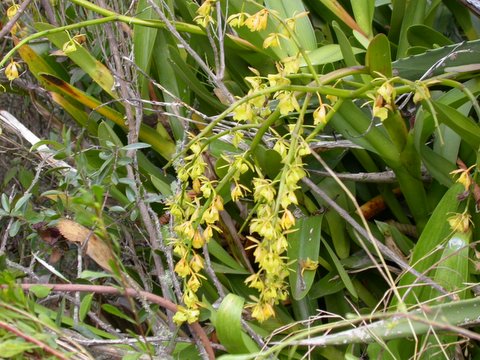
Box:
left=0, top=0, right=34, bottom=40
left=40, top=0, right=58, bottom=26
left=148, top=0, right=235, bottom=104
left=301, top=177, right=453, bottom=299
left=70, top=334, right=226, bottom=350
left=3, top=283, right=216, bottom=360
left=149, top=208, right=184, bottom=301
left=215, top=1, right=227, bottom=80
left=97, top=6, right=177, bottom=354
left=307, top=168, right=431, bottom=183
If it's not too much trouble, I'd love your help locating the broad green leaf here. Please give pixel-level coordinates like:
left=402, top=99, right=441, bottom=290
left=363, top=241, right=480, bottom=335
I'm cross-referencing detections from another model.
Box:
left=394, top=183, right=464, bottom=306
left=442, top=0, right=479, bottom=40
left=288, top=215, right=323, bottom=300
left=433, top=124, right=461, bottom=164
left=332, top=100, right=400, bottom=166
left=215, top=294, right=259, bottom=354
left=418, top=145, right=455, bottom=186
left=351, top=0, right=375, bottom=38
left=50, top=92, right=99, bottom=134
left=15, top=41, right=68, bottom=84
left=79, top=270, right=113, bottom=280
left=332, top=22, right=361, bottom=68
left=430, top=230, right=471, bottom=299
left=252, top=146, right=282, bottom=179
left=39, top=73, right=176, bottom=159
left=265, top=0, right=316, bottom=52
left=153, top=31, right=187, bottom=140
left=309, top=272, right=345, bottom=299
left=18, top=168, right=34, bottom=189
left=1, top=193, right=10, bottom=212
left=394, top=133, right=429, bottom=231
left=407, top=24, right=453, bottom=48
left=13, top=193, right=31, bottom=213
left=416, top=227, right=471, bottom=360
left=150, top=175, right=172, bottom=196
left=121, top=143, right=151, bottom=150
left=222, top=0, right=288, bottom=60
left=9, top=220, right=21, bottom=237
left=168, top=46, right=226, bottom=111
left=34, top=22, right=117, bottom=98
left=97, top=121, right=124, bottom=148
left=366, top=33, right=392, bottom=77
left=326, top=210, right=350, bottom=259
left=210, top=262, right=250, bottom=275
left=300, top=44, right=364, bottom=67
left=392, top=40, right=480, bottom=79
left=134, top=0, right=160, bottom=100
left=392, top=0, right=427, bottom=59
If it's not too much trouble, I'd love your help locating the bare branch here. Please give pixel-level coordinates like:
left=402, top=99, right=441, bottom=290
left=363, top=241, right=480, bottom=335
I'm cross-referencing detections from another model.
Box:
left=0, top=0, right=34, bottom=41
left=307, top=168, right=431, bottom=183
left=147, top=0, right=235, bottom=104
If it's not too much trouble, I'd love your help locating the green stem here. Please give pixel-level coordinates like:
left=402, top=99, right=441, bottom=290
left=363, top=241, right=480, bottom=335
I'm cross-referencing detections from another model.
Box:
left=69, top=0, right=204, bottom=34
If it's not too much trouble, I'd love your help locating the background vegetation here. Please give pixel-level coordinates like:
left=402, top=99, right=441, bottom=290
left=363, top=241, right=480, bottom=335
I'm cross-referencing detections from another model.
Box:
left=0, top=0, right=479, bottom=359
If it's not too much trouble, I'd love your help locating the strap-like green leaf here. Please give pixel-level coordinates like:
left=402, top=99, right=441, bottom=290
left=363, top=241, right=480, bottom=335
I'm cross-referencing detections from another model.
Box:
left=288, top=215, right=323, bottom=300
left=215, top=294, right=259, bottom=354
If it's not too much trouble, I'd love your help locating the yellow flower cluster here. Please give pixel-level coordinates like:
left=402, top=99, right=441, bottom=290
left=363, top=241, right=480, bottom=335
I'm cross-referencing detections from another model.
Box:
left=171, top=16, right=309, bottom=321
left=244, top=136, right=310, bottom=322
left=168, top=139, right=224, bottom=325
left=194, top=0, right=216, bottom=28
left=372, top=81, right=396, bottom=121
left=232, top=56, right=301, bottom=122
left=7, top=3, right=21, bottom=35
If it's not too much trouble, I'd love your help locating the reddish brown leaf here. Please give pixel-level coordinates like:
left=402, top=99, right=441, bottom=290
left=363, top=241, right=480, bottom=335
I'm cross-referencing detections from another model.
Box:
left=33, top=222, right=62, bottom=245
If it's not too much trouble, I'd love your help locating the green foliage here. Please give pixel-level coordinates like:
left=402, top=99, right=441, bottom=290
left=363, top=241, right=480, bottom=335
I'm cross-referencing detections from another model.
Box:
left=1, top=0, right=479, bottom=359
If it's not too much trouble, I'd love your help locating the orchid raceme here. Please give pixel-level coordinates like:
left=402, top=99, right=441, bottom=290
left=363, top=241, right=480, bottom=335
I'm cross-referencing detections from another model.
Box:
left=1, top=0, right=479, bottom=359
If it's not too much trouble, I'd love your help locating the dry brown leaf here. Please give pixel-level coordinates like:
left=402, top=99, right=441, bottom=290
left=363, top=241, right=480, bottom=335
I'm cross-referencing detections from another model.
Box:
left=57, top=219, right=115, bottom=272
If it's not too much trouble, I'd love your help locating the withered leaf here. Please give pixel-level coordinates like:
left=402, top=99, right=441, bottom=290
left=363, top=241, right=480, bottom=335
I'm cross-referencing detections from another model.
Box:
left=33, top=222, right=62, bottom=245
left=57, top=219, right=115, bottom=272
